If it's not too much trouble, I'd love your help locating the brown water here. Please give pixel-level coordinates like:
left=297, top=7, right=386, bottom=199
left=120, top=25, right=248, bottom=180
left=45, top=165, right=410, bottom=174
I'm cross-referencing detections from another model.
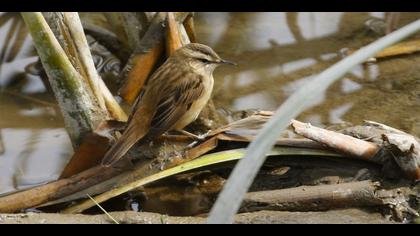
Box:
left=0, top=12, right=420, bottom=207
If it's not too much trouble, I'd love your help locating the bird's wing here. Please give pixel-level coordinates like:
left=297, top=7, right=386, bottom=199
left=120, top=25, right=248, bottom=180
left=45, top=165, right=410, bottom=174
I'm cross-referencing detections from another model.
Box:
left=101, top=86, right=156, bottom=167
left=146, top=73, right=205, bottom=138
left=101, top=73, right=204, bottom=167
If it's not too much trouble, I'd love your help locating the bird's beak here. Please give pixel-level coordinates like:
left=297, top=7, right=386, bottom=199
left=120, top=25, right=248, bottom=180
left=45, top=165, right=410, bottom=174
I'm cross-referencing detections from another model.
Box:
left=219, top=59, right=237, bottom=65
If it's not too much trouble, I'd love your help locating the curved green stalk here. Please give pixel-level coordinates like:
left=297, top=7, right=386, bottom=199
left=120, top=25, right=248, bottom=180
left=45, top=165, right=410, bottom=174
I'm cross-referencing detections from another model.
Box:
left=62, top=147, right=340, bottom=214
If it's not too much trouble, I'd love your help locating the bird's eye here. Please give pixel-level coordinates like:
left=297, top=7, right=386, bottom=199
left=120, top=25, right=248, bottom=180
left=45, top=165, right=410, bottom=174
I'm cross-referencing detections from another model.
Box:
left=198, top=58, right=211, bottom=64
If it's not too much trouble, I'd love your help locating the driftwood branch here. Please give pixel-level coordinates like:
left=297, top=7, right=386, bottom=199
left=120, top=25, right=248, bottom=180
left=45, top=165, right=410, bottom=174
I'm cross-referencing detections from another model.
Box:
left=291, top=120, right=381, bottom=162
left=241, top=180, right=418, bottom=220
left=242, top=180, right=377, bottom=211
left=292, top=119, right=420, bottom=180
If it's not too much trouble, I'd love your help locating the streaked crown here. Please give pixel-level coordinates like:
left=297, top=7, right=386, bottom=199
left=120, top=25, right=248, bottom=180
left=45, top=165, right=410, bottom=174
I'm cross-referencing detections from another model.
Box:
left=174, top=43, right=223, bottom=64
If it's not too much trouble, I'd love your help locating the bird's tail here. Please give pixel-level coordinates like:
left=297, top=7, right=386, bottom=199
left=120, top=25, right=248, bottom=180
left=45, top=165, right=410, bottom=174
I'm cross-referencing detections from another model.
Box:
left=101, top=125, right=142, bottom=167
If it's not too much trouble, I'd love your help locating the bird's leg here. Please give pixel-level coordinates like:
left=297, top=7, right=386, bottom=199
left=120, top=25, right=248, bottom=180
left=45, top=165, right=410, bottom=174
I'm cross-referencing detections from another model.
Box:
left=178, top=130, right=209, bottom=140
left=186, top=140, right=199, bottom=149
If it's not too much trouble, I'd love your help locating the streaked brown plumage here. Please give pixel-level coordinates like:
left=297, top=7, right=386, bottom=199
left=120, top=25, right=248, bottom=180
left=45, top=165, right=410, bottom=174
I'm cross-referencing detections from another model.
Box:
left=102, top=43, right=234, bottom=167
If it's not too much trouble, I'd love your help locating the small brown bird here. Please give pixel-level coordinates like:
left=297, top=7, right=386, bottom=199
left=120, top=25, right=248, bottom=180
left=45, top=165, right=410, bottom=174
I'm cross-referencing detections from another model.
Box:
left=102, top=43, right=234, bottom=166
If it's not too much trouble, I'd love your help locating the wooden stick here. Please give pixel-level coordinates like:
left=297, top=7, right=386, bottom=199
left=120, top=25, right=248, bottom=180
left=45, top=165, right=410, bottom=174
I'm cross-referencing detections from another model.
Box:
left=291, top=120, right=380, bottom=161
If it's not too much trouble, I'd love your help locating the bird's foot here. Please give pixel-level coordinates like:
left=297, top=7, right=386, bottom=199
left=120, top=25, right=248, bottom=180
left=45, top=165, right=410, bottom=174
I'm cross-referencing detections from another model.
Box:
left=186, top=140, right=199, bottom=149
left=178, top=130, right=212, bottom=149
left=178, top=130, right=210, bottom=141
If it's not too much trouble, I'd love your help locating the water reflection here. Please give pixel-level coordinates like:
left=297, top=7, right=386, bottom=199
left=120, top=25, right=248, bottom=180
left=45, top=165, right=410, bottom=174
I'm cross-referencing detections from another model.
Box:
left=197, top=12, right=420, bottom=131
left=0, top=12, right=73, bottom=195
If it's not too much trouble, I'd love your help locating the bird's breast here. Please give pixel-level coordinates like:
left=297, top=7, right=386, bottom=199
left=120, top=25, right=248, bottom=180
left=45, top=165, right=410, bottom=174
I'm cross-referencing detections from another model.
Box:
left=173, top=75, right=214, bottom=130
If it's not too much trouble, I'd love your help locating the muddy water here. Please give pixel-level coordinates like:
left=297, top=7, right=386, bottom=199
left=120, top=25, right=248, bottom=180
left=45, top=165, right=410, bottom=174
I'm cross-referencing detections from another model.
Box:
left=0, top=13, right=420, bottom=212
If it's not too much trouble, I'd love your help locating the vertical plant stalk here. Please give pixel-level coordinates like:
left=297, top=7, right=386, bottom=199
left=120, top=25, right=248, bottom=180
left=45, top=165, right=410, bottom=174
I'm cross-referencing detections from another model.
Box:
left=103, top=13, right=129, bottom=49
left=44, top=12, right=127, bottom=122
left=183, top=14, right=197, bottom=43
left=119, top=12, right=167, bottom=104
left=207, top=19, right=420, bottom=224
left=65, top=13, right=127, bottom=121
left=21, top=12, right=104, bottom=147
left=120, top=12, right=143, bottom=52
left=62, top=13, right=106, bottom=111
left=166, top=12, right=184, bottom=57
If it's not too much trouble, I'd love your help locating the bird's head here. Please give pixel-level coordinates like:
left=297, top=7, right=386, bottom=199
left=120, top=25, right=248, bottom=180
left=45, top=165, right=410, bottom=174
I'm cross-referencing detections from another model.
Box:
left=174, top=43, right=236, bottom=72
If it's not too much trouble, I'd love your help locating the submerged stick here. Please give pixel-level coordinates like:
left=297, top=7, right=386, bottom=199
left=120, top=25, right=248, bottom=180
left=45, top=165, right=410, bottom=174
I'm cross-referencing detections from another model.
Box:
left=241, top=180, right=382, bottom=212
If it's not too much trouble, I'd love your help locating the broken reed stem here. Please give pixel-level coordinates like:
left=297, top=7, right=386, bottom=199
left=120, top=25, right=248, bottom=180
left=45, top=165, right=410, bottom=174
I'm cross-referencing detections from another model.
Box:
left=21, top=12, right=105, bottom=147
left=45, top=12, right=127, bottom=122
left=99, top=79, right=128, bottom=121
left=183, top=14, right=197, bottom=43
left=119, top=12, right=167, bottom=104
left=166, top=12, right=183, bottom=57
left=61, top=12, right=107, bottom=111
